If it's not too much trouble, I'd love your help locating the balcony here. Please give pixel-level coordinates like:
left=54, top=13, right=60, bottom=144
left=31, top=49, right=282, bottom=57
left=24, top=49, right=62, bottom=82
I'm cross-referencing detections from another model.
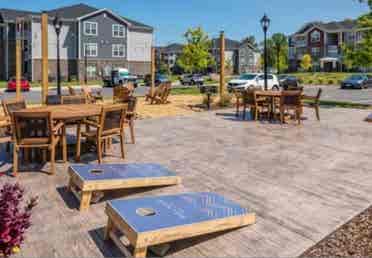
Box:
left=327, top=45, right=340, bottom=58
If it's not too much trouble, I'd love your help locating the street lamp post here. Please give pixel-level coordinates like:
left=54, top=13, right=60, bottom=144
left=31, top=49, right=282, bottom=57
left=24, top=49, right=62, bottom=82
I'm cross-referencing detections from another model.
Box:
left=84, top=48, right=88, bottom=85
left=53, top=15, right=62, bottom=95
left=260, top=14, right=270, bottom=91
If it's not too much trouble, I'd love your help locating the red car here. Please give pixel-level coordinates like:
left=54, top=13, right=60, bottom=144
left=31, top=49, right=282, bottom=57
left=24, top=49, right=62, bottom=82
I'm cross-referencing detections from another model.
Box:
left=7, top=77, right=31, bottom=92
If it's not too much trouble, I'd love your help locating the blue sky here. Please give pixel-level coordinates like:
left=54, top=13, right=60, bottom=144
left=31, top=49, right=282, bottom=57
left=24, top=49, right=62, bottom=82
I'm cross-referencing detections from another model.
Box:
left=1, top=0, right=369, bottom=45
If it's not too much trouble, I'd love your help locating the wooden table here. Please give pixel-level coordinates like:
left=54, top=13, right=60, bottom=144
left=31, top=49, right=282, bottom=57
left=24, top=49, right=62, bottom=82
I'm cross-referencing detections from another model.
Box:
left=255, top=90, right=282, bottom=120
left=104, top=192, right=256, bottom=258
left=68, top=163, right=181, bottom=211
left=21, top=104, right=102, bottom=120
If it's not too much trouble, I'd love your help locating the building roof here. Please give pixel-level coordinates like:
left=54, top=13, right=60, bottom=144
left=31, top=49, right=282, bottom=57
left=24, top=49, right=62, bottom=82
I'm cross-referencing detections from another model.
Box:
left=0, top=3, right=153, bottom=31
left=158, top=43, right=184, bottom=54
left=211, top=38, right=240, bottom=51
left=239, top=39, right=259, bottom=51
left=296, top=19, right=358, bottom=34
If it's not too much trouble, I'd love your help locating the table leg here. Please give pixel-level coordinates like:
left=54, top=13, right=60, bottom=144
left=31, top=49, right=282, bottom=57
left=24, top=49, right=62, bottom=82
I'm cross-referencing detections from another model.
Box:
left=76, top=123, right=81, bottom=162
left=80, top=190, right=92, bottom=211
left=133, top=247, right=147, bottom=258
left=104, top=217, right=114, bottom=241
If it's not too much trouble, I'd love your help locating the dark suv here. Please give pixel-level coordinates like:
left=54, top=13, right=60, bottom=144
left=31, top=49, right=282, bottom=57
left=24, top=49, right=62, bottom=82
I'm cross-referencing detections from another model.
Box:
left=180, top=74, right=204, bottom=86
left=144, top=73, right=171, bottom=86
left=278, top=75, right=299, bottom=90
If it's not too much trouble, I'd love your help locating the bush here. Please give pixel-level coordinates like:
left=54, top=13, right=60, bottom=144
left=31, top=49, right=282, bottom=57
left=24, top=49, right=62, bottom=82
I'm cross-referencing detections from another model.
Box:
left=218, top=94, right=232, bottom=107
left=328, top=79, right=334, bottom=85
left=298, top=78, right=304, bottom=84
left=308, top=79, right=313, bottom=84
left=0, top=183, right=38, bottom=257
left=318, top=79, right=324, bottom=85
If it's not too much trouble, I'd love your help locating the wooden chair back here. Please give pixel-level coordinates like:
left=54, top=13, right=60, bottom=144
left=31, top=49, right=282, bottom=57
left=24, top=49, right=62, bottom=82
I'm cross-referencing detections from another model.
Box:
left=2, top=98, right=26, bottom=116
left=68, top=86, right=77, bottom=96
left=113, top=86, right=133, bottom=103
left=98, top=104, right=127, bottom=136
left=127, top=96, right=138, bottom=113
left=11, top=111, right=53, bottom=146
left=280, top=90, right=302, bottom=107
left=315, top=88, right=322, bottom=102
left=243, top=89, right=258, bottom=106
left=160, top=82, right=172, bottom=104
left=61, top=95, right=87, bottom=105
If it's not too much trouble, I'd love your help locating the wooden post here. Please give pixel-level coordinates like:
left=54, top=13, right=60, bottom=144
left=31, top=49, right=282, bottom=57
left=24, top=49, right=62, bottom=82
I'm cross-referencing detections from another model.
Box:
left=219, top=31, right=225, bottom=98
left=151, top=47, right=156, bottom=96
left=15, top=19, right=22, bottom=100
left=41, top=11, right=49, bottom=105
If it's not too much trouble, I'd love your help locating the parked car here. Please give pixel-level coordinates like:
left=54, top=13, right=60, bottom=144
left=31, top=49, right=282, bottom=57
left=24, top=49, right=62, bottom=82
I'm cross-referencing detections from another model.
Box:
left=7, top=77, right=30, bottom=92
left=227, top=73, right=280, bottom=91
left=180, top=74, right=204, bottom=86
left=278, top=75, right=300, bottom=90
left=340, top=74, right=372, bottom=89
left=144, top=73, right=171, bottom=86
left=103, top=68, right=138, bottom=87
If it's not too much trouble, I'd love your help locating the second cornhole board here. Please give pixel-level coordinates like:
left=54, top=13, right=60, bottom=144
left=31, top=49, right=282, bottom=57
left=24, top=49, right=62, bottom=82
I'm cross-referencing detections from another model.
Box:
left=104, top=192, right=256, bottom=258
left=68, top=163, right=181, bottom=211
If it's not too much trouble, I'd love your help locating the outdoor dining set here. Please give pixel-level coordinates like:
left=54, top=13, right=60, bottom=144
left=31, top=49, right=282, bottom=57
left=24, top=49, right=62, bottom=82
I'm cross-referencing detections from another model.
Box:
left=233, top=87, right=323, bottom=124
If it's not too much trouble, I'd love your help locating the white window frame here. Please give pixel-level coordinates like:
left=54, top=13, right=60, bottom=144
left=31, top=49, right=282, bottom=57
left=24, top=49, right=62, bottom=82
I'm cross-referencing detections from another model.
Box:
left=84, top=43, right=98, bottom=57
left=84, top=21, right=98, bottom=36
left=112, top=44, right=125, bottom=57
left=112, top=24, right=125, bottom=38
left=310, top=31, right=320, bottom=43
left=311, top=47, right=320, bottom=56
left=87, top=65, right=97, bottom=78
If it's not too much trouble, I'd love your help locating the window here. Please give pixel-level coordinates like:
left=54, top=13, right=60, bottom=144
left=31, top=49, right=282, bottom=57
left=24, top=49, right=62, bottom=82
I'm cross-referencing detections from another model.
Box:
left=112, top=44, right=125, bottom=57
left=84, top=43, right=98, bottom=57
left=87, top=65, right=97, bottom=78
left=311, top=47, right=320, bottom=57
left=310, top=31, right=320, bottom=42
left=84, top=22, right=98, bottom=36
left=112, top=24, right=125, bottom=38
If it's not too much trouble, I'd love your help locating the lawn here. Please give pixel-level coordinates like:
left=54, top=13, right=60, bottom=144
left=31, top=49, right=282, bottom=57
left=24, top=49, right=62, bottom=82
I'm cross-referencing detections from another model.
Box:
left=288, top=72, right=367, bottom=85
left=0, top=80, right=102, bottom=89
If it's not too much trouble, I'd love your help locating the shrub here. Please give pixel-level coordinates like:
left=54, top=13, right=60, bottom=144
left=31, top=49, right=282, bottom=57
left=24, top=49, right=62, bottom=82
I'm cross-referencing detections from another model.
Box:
left=328, top=79, right=334, bottom=85
left=298, top=78, right=304, bottom=84
left=318, top=79, right=324, bottom=85
left=308, top=79, right=313, bottom=84
left=0, top=183, right=38, bottom=257
left=218, top=94, right=232, bottom=107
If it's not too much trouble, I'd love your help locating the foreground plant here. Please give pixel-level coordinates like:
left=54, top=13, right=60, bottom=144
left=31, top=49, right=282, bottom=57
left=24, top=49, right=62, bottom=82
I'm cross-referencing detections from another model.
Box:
left=0, top=183, right=38, bottom=257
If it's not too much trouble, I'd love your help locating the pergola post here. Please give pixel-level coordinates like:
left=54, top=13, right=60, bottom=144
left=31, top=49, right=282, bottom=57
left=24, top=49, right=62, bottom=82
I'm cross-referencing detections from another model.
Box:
left=15, top=18, right=22, bottom=100
left=151, top=47, right=156, bottom=96
left=41, top=11, right=49, bottom=105
left=219, top=31, right=225, bottom=98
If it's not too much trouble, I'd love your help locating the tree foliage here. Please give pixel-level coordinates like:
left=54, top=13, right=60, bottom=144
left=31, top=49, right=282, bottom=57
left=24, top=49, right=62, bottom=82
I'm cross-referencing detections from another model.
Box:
left=300, top=54, right=313, bottom=71
left=260, top=33, right=288, bottom=73
left=357, top=0, right=372, bottom=10
left=177, top=27, right=215, bottom=73
left=242, top=35, right=258, bottom=48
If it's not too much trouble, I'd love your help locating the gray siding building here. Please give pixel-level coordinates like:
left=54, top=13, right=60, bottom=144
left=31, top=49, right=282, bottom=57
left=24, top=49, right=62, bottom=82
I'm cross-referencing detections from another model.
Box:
left=0, top=3, right=153, bottom=81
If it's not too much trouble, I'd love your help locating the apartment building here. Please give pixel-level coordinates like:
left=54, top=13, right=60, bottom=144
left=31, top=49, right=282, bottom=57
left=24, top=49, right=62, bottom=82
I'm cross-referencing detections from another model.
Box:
left=289, top=19, right=363, bottom=72
left=0, top=3, right=153, bottom=81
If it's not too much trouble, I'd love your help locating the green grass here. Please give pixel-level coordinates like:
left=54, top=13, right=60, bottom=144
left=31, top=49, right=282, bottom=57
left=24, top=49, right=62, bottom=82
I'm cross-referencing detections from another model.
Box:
left=171, top=87, right=202, bottom=95
left=0, top=80, right=102, bottom=89
left=304, top=99, right=371, bottom=109
left=288, top=72, right=370, bottom=85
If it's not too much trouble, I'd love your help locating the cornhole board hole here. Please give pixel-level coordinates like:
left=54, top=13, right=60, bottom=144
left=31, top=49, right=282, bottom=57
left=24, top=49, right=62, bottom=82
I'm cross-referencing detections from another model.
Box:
left=104, top=192, right=256, bottom=258
left=68, top=163, right=181, bottom=211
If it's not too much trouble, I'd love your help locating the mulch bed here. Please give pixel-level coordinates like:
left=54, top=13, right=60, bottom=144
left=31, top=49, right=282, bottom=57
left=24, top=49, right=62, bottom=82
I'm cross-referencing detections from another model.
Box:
left=300, top=205, right=372, bottom=257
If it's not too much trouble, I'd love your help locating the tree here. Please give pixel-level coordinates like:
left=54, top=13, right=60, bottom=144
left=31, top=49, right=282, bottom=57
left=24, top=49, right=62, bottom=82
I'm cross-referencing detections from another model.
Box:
left=242, top=35, right=258, bottom=48
left=271, top=33, right=288, bottom=74
left=357, top=0, right=372, bottom=10
left=177, top=27, right=215, bottom=73
left=342, top=12, right=372, bottom=69
left=301, top=54, right=312, bottom=71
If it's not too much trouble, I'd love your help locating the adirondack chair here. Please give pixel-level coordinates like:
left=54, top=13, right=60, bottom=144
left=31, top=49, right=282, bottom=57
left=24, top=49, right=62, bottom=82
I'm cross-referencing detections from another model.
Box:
left=113, top=85, right=133, bottom=103
left=145, top=82, right=172, bottom=104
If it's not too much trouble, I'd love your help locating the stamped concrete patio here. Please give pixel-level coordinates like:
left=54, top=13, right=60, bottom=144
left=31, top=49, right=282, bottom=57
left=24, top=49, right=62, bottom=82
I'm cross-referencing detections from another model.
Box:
left=3, top=106, right=372, bottom=257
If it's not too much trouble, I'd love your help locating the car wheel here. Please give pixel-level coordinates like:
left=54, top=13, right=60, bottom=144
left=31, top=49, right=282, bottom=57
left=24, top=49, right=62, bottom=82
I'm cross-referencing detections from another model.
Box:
left=272, top=85, right=280, bottom=91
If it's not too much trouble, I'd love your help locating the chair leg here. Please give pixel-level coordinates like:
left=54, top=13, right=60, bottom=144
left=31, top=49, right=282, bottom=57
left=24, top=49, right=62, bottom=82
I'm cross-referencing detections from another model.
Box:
left=76, top=123, right=82, bottom=162
left=315, top=106, right=320, bottom=121
left=97, top=139, right=103, bottom=164
left=280, top=108, right=284, bottom=124
left=120, top=133, right=125, bottom=159
left=62, top=126, right=67, bottom=162
left=129, top=120, right=135, bottom=144
left=236, top=99, right=240, bottom=117
left=13, top=146, right=19, bottom=177
left=50, top=146, right=55, bottom=175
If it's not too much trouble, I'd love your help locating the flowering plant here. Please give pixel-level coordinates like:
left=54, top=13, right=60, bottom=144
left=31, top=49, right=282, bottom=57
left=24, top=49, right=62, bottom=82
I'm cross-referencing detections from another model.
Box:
left=0, top=183, right=38, bottom=257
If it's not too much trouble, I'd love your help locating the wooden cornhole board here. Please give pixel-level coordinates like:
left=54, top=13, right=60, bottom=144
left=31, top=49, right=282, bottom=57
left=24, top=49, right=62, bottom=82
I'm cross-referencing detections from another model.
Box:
left=68, top=164, right=181, bottom=211
left=104, top=192, right=256, bottom=258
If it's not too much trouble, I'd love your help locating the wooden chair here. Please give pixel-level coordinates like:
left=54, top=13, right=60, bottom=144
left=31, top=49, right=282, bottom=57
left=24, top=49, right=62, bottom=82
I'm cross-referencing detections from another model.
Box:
left=2, top=98, right=27, bottom=117
left=76, top=104, right=127, bottom=163
left=81, top=85, right=103, bottom=104
left=279, top=91, right=303, bottom=124
left=146, top=82, right=172, bottom=104
left=233, top=89, right=245, bottom=117
left=113, top=86, right=133, bottom=103
left=303, top=88, right=322, bottom=121
left=242, top=89, right=270, bottom=120
left=61, top=95, right=87, bottom=105
left=68, top=86, right=77, bottom=96
left=125, top=97, right=138, bottom=144
left=10, top=111, right=65, bottom=176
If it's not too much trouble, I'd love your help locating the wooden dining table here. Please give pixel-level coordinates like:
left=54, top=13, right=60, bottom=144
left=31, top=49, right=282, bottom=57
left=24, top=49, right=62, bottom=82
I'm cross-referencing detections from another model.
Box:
left=254, top=90, right=282, bottom=120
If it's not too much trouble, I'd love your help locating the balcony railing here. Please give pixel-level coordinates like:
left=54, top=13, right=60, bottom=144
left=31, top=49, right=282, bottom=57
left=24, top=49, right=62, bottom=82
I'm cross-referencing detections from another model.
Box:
left=327, top=45, right=339, bottom=57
